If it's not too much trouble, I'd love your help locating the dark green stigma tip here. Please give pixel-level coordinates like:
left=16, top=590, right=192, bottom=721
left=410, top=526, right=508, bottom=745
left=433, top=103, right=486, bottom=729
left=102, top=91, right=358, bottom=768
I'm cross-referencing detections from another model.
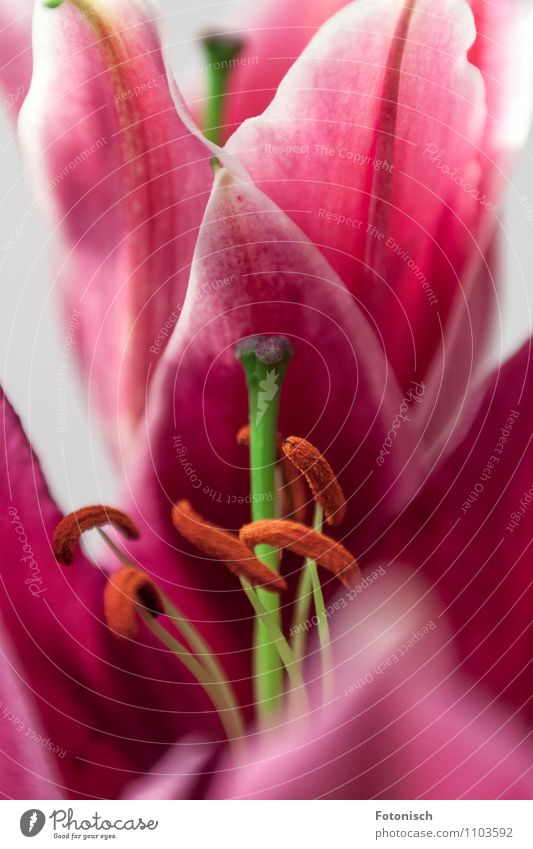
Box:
left=201, top=33, right=244, bottom=67
left=235, top=335, right=294, bottom=366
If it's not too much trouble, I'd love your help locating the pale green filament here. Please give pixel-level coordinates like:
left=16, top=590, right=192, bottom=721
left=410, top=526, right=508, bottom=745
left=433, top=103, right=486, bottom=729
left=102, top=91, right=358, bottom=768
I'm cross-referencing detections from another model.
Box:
left=139, top=610, right=244, bottom=742
left=240, top=579, right=309, bottom=716
left=291, top=504, right=333, bottom=703
left=98, top=529, right=244, bottom=740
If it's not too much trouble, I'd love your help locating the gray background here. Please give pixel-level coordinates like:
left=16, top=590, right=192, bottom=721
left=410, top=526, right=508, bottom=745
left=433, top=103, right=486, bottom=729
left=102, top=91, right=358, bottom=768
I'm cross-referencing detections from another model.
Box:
left=0, top=0, right=531, bottom=509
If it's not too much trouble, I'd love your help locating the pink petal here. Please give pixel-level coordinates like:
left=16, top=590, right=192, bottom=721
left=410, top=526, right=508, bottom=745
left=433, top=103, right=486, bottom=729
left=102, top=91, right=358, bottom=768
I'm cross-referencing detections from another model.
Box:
left=209, top=569, right=533, bottom=799
left=123, top=735, right=220, bottom=800
left=195, top=0, right=349, bottom=142
left=0, top=624, right=63, bottom=799
left=0, top=0, right=33, bottom=116
left=18, top=0, right=213, bottom=457
left=0, top=387, right=219, bottom=798
left=420, top=0, right=533, bottom=449
left=383, top=338, right=533, bottom=728
left=470, top=0, right=533, bottom=169
left=118, top=168, right=426, bottom=707
left=224, top=0, right=523, bottom=402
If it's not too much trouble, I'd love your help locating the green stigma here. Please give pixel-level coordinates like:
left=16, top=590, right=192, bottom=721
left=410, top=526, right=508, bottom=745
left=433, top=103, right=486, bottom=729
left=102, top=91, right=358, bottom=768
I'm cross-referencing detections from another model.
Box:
left=201, top=33, right=243, bottom=146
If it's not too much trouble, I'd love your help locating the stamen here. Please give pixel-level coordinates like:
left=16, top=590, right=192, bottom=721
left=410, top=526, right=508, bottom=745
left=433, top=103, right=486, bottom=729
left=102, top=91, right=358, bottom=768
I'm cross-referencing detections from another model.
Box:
left=240, top=519, right=360, bottom=589
left=172, top=500, right=287, bottom=593
left=236, top=424, right=307, bottom=522
left=282, top=437, right=346, bottom=526
left=104, top=567, right=164, bottom=639
left=53, top=506, right=139, bottom=565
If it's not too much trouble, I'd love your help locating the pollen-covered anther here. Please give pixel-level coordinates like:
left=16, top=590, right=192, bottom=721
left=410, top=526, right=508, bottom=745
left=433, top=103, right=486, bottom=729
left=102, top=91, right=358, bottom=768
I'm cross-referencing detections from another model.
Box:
left=104, top=567, right=164, bottom=640
left=172, top=500, right=287, bottom=593
left=53, top=506, right=140, bottom=565
left=240, top=519, right=360, bottom=589
left=282, top=436, right=346, bottom=525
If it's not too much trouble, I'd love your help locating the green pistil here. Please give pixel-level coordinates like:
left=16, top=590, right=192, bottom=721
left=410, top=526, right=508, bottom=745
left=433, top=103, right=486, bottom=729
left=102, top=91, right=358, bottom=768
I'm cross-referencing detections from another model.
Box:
left=201, top=33, right=243, bottom=145
left=236, top=335, right=293, bottom=723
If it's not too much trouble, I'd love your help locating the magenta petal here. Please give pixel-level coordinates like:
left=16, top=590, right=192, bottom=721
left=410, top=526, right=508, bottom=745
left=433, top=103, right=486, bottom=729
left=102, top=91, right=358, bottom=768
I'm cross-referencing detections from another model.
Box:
left=205, top=0, right=349, bottom=142
left=225, top=0, right=526, bottom=400
left=0, top=625, right=63, bottom=799
left=208, top=570, right=533, bottom=800
left=0, top=387, right=218, bottom=799
left=18, top=0, right=213, bottom=457
left=470, top=0, right=533, bottom=175
left=122, top=735, right=220, bottom=800
left=118, top=168, right=425, bottom=705
left=384, top=338, right=533, bottom=726
left=0, top=0, right=33, bottom=116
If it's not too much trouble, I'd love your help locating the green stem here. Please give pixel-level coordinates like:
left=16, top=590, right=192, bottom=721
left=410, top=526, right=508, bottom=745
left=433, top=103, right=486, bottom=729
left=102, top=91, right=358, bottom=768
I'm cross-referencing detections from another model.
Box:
left=139, top=610, right=244, bottom=742
left=201, top=35, right=242, bottom=145
left=236, top=336, right=293, bottom=724
left=241, top=579, right=309, bottom=715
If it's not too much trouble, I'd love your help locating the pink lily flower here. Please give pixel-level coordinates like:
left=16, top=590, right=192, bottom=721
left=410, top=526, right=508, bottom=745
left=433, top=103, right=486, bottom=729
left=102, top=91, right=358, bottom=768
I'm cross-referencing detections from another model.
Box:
left=0, top=0, right=531, bottom=800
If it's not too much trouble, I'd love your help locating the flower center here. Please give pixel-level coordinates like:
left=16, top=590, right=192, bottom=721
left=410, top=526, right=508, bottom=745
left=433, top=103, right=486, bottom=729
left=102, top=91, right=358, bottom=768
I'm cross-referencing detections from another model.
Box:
left=52, top=336, right=361, bottom=738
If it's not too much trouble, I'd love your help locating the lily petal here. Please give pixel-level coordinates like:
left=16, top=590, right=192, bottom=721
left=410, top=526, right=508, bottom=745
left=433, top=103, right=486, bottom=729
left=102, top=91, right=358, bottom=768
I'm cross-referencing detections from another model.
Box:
left=470, top=0, right=533, bottom=162
left=0, top=386, right=219, bottom=798
left=0, top=624, right=63, bottom=799
left=225, top=0, right=519, bottom=401
left=0, top=0, right=33, bottom=115
left=200, top=0, right=349, bottom=143
left=382, top=338, right=533, bottom=726
left=18, top=0, right=213, bottom=457
left=118, top=168, right=425, bottom=704
left=209, top=569, right=533, bottom=799
left=421, top=0, right=533, bottom=448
